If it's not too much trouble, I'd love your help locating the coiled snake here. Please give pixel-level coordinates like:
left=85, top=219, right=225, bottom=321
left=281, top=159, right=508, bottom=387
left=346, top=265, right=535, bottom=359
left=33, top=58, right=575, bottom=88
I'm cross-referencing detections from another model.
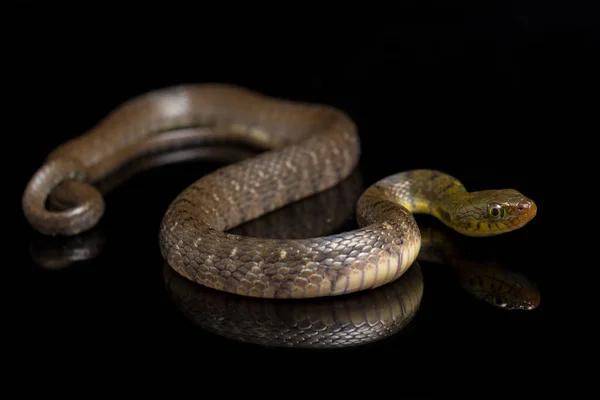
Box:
left=22, top=84, right=537, bottom=299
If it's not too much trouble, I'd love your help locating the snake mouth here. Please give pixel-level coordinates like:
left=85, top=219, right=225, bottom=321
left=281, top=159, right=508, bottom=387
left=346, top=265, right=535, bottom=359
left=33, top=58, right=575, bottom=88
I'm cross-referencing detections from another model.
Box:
left=524, top=293, right=541, bottom=310
left=508, top=291, right=540, bottom=311
left=511, top=274, right=541, bottom=310
left=514, top=198, right=537, bottom=227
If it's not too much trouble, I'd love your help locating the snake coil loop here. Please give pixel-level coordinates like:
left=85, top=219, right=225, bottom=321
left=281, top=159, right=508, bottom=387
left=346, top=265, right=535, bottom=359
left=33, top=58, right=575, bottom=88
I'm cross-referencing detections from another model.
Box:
left=22, top=157, right=104, bottom=236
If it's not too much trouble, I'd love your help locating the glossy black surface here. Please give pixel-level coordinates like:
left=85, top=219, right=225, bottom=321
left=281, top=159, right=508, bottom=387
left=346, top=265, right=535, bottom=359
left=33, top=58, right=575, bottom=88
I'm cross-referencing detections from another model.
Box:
left=19, top=10, right=595, bottom=381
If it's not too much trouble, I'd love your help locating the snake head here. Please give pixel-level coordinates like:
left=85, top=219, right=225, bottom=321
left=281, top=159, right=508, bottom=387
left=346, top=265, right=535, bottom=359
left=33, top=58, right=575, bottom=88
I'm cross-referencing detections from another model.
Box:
left=487, top=287, right=540, bottom=311
left=461, top=265, right=540, bottom=311
left=454, top=189, right=537, bottom=236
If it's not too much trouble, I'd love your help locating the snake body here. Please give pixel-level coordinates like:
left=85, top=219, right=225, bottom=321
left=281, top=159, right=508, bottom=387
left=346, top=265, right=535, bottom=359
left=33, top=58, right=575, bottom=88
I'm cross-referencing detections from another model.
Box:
left=23, top=84, right=537, bottom=299
left=164, top=170, right=423, bottom=348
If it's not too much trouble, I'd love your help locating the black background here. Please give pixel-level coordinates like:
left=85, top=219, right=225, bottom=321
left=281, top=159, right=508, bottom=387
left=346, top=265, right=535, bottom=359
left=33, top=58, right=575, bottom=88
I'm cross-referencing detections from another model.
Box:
left=18, top=4, right=595, bottom=388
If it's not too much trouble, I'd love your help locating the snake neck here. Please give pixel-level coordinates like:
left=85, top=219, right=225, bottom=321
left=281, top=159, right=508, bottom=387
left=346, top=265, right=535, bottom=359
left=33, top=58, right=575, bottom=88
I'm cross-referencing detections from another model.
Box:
left=371, top=169, right=466, bottom=229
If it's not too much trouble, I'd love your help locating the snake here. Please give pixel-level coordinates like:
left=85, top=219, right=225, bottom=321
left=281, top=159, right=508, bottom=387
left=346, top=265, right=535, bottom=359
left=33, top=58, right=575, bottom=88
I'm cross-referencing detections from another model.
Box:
left=22, top=83, right=538, bottom=299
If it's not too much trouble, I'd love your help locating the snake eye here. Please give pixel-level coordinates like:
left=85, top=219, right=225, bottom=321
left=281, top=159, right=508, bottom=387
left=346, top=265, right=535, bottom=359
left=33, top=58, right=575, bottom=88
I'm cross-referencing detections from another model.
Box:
left=487, top=202, right=505, bottom=219
left=494, top=297, right=508, bottom=307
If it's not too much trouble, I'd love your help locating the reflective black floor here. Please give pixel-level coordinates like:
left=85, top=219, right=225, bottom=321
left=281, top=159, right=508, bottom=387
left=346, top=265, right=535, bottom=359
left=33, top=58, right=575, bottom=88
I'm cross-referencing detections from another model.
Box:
left=19, top=14, right=594, bottom=382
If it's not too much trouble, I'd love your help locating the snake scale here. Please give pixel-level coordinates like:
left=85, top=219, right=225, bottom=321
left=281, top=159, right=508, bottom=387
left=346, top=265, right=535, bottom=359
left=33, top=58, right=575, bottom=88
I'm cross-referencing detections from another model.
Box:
left=23, top=84, right=537, bottom=299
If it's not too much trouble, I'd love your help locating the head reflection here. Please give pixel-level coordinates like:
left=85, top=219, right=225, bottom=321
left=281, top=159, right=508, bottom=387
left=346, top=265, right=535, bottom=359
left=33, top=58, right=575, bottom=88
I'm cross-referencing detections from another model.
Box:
left=416, top=219, right=540, bottom=311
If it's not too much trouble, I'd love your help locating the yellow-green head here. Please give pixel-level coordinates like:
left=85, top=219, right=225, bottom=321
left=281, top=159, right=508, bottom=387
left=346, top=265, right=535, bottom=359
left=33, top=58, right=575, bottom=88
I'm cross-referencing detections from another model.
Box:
left=451, top=189, right=537, bottom=236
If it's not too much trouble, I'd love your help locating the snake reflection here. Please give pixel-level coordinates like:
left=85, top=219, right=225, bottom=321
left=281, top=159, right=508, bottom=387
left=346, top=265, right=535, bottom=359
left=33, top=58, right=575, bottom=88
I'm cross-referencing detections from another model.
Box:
left=30, top=146, right=539, bottom=347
